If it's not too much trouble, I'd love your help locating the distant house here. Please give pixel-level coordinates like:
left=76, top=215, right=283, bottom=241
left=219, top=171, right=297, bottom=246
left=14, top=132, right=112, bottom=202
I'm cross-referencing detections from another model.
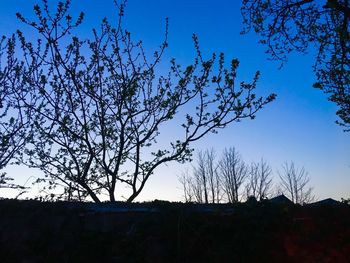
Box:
left=308, top=198, right=342, bottom=207
left=268, top=194, right=294, bottom=205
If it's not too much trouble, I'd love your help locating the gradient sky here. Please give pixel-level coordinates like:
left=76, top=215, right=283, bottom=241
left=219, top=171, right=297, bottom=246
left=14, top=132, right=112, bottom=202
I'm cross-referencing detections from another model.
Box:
left=1, top=0, right=349, bottom=201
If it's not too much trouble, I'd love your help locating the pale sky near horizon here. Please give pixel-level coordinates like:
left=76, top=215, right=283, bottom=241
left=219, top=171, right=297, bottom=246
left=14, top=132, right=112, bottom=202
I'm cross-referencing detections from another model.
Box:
left=1, top=0, right=349, bottom=202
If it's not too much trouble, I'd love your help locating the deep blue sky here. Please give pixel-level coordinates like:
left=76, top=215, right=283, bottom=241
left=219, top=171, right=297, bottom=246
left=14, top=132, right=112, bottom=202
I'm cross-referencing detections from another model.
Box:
left=1, top=0, right=349, bottom=201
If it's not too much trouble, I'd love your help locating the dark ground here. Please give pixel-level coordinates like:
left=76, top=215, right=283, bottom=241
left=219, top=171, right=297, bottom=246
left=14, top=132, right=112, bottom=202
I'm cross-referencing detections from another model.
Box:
left=0, top=199, right=349, bottom=263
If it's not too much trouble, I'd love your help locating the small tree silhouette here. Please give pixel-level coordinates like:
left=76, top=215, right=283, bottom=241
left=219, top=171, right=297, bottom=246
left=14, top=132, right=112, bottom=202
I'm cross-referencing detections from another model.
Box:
left=179, top=149, right=222, bottom=203
left=219, top=147, right=248, bottom=203
left=245, top=159, right=273, bottom=201
left=278, top=162, right=315, bottom=204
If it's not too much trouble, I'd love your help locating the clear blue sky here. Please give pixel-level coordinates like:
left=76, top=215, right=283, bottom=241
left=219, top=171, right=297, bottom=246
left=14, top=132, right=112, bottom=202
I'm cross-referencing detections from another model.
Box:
left=1, top=0, right=349, bottom=201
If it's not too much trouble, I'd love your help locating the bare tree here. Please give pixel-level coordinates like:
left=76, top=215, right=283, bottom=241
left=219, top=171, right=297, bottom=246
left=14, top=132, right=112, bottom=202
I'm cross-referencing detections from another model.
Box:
left=179, top=165, right=205, bottom=203
left=278, top=162, right=315, bottom=204
left=15, top=0, right=275, bottom=202
left=179, top=170, right=194, bottom=202
left=205, top=149, right=222, bottom=203
left=219, top=147, right=248, bottom=203
left=246, top=159, right=273, bottom=201
left=192, top=150, right=209, bottom=203
left=179, top=149, right=221, bottom=203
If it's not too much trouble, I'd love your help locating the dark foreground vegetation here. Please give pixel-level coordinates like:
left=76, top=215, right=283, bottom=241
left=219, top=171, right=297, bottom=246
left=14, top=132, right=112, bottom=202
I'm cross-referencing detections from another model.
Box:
left=0, top=199, right=349, bottom=262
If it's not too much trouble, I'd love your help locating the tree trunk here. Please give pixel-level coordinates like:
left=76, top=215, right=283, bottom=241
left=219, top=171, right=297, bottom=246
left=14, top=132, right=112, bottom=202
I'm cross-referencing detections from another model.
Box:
left=79, top=181, right=101, bottom=203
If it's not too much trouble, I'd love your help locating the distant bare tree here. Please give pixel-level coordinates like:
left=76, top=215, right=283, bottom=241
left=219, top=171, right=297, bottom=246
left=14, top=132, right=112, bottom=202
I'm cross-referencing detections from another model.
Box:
left=205, top=149, right=222, bottom=203
left=246, top=159, right=273, bottom=200
left=179, top=170, right=194, bottom=202
left=179, top=168, right=206, bottom=203
left=193, top=150, right=209, bottom=203
left=278, top=162, right=315, bottom=204
left=219, top=147, right=248, bottom=203
left=179, top=149, right=222, bottom=203
left=179, top=169, right=204, bottom=203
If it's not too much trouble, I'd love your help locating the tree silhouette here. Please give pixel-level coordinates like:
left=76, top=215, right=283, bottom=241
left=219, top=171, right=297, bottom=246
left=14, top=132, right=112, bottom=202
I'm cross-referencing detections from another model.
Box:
left=14, top=0, right=275, bottom=202
left=179, top=149, right=222, bottom=203
left=219, top=147, right=248, bottom=203
left=179, top=170, right=195, bottom=202
left=278, top=161, right=315, bottom=204
left=245, top=158, right=273, bottom=201
left=0, top=35, right=30, bottom=190
left=242, top=0, right=350, bottom=131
